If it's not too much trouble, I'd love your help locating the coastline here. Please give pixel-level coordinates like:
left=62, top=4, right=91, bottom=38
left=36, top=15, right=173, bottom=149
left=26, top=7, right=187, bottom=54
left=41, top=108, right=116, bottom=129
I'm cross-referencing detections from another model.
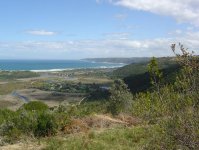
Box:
left=0, top=60, right=125, bottom=72
left=30, top=65, right=125, bottom=72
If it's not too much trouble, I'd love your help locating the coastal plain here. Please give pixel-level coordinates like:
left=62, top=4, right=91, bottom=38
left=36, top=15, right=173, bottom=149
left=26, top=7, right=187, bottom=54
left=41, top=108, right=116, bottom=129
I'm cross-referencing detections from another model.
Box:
left=0, top=68, right=113, bottom=110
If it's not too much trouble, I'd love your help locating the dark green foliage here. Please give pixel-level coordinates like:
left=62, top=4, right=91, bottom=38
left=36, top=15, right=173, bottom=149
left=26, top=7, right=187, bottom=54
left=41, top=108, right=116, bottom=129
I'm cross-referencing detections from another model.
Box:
left=88, top=88, right=110, bottom=101
left=113, top=62, right=148, bottom=78
left=21, top=101, right=49, bottom=111
left=0, top=110, right=58, bottom=142
left=111, top=56, right=181, bottom=93
left=0, top=103, right=56, bottom=142
left=124, top=64, right=180, bottom=93
left=148, top=57, right=162, bottom=85
left=124, top=72, right=151, bottom=93
left=112, top=57, right=177, bottom=78
left=34, top=112, right=57, bottom=137
left=108, top=79, right=132, bottom=115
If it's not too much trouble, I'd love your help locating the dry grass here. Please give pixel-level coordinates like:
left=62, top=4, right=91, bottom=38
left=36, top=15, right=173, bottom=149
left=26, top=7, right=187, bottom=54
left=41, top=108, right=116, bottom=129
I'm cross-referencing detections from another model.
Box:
left=0, top=95, right=23, bottom=110
left=0, top=81, right=32, bottom=95
left=61, top=114, right=141, bottom=135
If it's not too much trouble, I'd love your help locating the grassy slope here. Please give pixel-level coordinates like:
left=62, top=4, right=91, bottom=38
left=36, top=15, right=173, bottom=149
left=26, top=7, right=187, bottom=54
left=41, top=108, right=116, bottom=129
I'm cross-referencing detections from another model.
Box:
left=44, top=125, right=160, bottom=150
left=0, top=81, right=32, bottom=95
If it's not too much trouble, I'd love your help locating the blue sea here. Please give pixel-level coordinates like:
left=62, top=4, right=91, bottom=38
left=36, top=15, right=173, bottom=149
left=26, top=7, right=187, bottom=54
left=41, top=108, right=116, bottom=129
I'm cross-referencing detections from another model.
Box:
left=0, top=60, right=124, bottom=72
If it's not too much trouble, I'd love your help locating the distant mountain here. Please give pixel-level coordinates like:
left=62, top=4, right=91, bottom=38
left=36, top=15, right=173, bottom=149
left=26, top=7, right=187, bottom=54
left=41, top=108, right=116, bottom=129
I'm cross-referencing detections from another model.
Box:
left=82, top=57, right=151, bottom=64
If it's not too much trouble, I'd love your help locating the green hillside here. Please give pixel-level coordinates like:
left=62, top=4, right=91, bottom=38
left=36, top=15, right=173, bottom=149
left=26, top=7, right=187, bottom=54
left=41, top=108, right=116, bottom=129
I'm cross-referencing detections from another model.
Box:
left=124, top=64, right=180, bottom=93
left=111, top=57, right=181, bottom=93
left=112, top=57, right=177, bottom=78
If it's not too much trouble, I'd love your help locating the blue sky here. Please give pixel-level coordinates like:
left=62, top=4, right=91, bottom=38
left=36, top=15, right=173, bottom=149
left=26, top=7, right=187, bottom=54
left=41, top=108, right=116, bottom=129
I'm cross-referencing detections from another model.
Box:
left=0, top=0, right=199, bottom=59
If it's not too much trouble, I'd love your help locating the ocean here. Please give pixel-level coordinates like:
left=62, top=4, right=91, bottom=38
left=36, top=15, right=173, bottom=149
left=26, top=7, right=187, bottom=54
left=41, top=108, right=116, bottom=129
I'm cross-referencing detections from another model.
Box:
left=0, top=60, right=124, bottom=72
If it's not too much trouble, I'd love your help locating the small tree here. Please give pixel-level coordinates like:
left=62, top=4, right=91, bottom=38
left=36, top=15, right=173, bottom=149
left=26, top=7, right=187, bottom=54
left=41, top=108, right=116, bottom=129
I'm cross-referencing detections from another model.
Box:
left=148, top=57, right=163, bottom=100
left=108, top=79, right=132, bottom=115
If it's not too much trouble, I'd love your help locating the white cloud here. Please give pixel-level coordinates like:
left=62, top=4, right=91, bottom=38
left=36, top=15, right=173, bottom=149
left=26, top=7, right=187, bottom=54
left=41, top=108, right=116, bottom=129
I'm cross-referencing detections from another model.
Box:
left=109, top=0, right=199, bottom=26
left=168, top=29, right=183, bottom=36
left=26, top=30, right=57, bottom=36
left=0, top=30, right=199, bottom=59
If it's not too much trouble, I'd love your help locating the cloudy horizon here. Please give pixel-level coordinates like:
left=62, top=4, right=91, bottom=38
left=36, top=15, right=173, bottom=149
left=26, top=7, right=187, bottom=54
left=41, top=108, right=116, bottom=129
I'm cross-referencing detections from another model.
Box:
left=0, top=0, right=199, bottom=59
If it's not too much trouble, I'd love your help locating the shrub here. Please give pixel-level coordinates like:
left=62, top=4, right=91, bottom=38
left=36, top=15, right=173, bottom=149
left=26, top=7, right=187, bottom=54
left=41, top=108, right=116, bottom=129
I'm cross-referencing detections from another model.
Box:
left=0, top=110, right=37, bottom=143
left=164, top=112, right=199, bottom=149
left=0, top=121, right=22, bottom=144
left=34, top=112, right=57, bottom=137
left=21, top=101, right=49, bottom=111
left=0, top=109, right=57, bottom=142
left=108, top=79, right=132, bottom=115
left=0, top=109, right=16, bottom=125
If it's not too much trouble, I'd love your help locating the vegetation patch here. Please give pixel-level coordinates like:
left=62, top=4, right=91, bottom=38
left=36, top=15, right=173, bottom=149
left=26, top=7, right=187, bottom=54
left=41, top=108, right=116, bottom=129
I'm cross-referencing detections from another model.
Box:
left=0, top=71, right=39, bottom=80
left=21, top=101, right=49, bottom=112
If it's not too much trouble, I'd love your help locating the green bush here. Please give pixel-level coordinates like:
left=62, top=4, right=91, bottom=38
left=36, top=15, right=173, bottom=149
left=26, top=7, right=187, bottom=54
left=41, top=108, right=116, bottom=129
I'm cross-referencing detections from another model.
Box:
left=132, top=44, right=199, bottom=149
left=0, top=121, right=22, bottom=144
left=0, top=109, right=16, bottom=125
left=0, top=110, right=37, bottom=143
left=0, top=108, right=58, bottom=142
left=164, top=112, right=199, bottom=149
left=108, top=79, right=132, bottom=115
left=21, top=101, right=49, bottom=111
left=34, top=112, right=57, bottom=137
